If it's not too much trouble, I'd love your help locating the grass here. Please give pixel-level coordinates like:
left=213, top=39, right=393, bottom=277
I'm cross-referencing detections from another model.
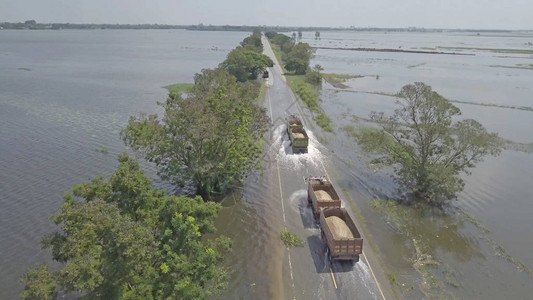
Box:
left=370, top=199, right=453, bottom=298
left=490, top=64, right=533, bottom=70
left=267, top=38, right=334, bottom=132
left=449, top=99, right=533, bottom=112
left=286, top=75, right=333, bottom=132
left=256, top=79, right=267, bottom=104
left=95, top=146, right=109, bottom=154
left=280, top=231, right=304, bottom=247
left=407, top=62, right=426, bottom=69
left=460, top=211, right=490, bottom=234
left=461, top=211, right=533, bottom=277
left=269, top=44, right=287, bottom=73
left=322, top=73, right=363, bottom=89
left=443, top=264, right=462, bottom=288
left=373, top=197, right=533, bottom=297
left=339, top=88, right=533, bottom=112
left=387, top=272, right=398, bottom=286
left=438, top=46, right=533, bottom=54
left=164, top=83, right=194, bottom=97
left=342, top=125, right=358, bottom=138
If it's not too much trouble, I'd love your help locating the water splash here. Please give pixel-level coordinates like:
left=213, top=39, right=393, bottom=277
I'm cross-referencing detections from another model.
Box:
left=287, top=189, right=308, bottom=212
left=269, top=124, right=327, bottom=172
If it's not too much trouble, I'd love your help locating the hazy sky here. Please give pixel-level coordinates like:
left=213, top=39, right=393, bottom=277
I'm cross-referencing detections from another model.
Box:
left=1, top=0, right=532, bottom=30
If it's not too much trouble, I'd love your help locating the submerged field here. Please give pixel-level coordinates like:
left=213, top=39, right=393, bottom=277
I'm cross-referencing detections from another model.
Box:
left=302, top=30, right=533, bottom=298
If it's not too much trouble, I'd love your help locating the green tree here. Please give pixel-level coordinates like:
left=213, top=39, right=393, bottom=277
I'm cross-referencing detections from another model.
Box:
left=22, top=154, right=231, bottom=299
left=265, top=31, right=277, bottom=39
left=122, top=69, right=269, bottom=197
left=270, top=33, right=294, bottom=53
left=305, top=64, right=323, bottom=85
left=285, top=58, right=308, bottom=75
left=240, top=30, right=263, bottom=53
left=21, top=266, right=57, bottom=300
left=357, top=82, right=503, bottom=205
left=285, top=42, right=314, bottom=63
left=220, top=47, right=273, bottom=82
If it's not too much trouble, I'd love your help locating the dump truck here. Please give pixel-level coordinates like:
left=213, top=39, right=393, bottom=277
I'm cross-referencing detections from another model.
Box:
left=286, top=115, right=309, bottom=154
left=307, top=177, right=341, bottom=217
left=320, top=208, right=363, bottom=261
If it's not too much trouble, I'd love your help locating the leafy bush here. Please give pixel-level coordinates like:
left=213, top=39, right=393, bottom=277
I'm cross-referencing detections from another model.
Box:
left=280, top=231, right=304, bottom=247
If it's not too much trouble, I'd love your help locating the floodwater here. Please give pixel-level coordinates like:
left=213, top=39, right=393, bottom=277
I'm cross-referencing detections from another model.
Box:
left=1, top=28, right=533, bottom=299
left=0, top=29, right=248, bottom=299
left=303, top=31, right=533, bottom=298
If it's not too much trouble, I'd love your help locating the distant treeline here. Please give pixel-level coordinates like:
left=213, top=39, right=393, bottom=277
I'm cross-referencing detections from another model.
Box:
left=0, top=21, right=519, bottom=33
left=0, top=22, right=189, bottom=30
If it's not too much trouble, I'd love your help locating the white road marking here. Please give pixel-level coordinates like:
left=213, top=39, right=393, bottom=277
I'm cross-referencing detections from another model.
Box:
left=267, top=81, right=297, bottom=300
left=262, top=35, right=387, bottom=300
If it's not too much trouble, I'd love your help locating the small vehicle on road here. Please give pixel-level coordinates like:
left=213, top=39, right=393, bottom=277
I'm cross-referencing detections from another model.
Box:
left=263, top=70, right=269, bottom=78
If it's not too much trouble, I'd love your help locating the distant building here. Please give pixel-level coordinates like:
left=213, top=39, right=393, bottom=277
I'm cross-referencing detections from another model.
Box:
left=24, top=20, right=37, bottom=26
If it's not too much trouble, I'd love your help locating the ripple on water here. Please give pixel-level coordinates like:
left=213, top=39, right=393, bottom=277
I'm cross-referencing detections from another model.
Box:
left=218, top=171, right=283, bottom=299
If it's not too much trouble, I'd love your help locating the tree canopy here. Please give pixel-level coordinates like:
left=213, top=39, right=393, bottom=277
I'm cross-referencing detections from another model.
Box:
left=122, top=68, right=269, bottom=198
left=220, top=47, right=273, bottom=82
left=240, top=29, right=263, bottom=53
left=357, top=82, right=503, bottom=205
left=22, top=154, right=231, bottom=299
left=285, top=58, right=308, bottom=75
left=267, top=32, right=315, bottom=75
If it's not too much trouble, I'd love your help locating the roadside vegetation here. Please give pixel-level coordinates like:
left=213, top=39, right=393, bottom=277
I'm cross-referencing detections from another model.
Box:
left=22, top=32, right=274, bottom=299
left=490, top=63, right=533, bottom=70
left=21, top=154, right=231, bottom=299
left=286, top=75, right=333, bottom=132
left=438, top=46, right=533, bottom=54
left=265, top=31, right=333, bottom=132
left=164, top=83, right=194, bottom=98
left=370, top=199, right=462, bottom=298
left=280, top=231, right=304, bottom=247
left=219, top=30, right=273, bottom=82
left=322, top=73, right=363, bottom=89
left=123, top=32, right=271, bottom=198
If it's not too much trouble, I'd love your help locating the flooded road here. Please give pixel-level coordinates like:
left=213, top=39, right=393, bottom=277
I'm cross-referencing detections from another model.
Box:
left=219, top=31, right=533, bottom=299
left=216, top=36, right=390, bottom=299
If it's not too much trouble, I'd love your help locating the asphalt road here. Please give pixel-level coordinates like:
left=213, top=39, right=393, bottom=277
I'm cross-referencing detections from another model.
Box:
left=260, top=35, right=389, bottom=300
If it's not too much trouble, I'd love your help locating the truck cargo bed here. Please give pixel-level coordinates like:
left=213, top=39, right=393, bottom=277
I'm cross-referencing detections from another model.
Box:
left=286, top=115, right=309, bottom=154
left=307, top=177, right=341, bottom=217
left=320, top=208, right=363, bottom=261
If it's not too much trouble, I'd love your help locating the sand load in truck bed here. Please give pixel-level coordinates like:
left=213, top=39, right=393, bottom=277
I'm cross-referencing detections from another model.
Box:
left=315, top=190, right=333, bottom=202
left=293, top=132, right=305, bottom=139
left=325, top=216, right=354, bottom=239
